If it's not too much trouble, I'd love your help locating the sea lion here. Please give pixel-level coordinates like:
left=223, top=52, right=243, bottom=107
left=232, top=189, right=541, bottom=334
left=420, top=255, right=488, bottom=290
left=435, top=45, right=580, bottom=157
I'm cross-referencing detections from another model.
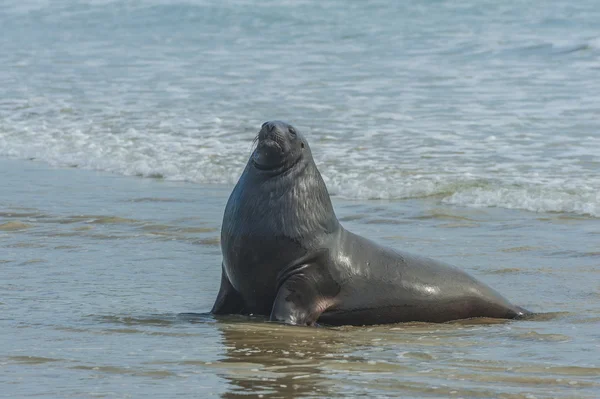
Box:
left=211, top=121, right=530, bottom=326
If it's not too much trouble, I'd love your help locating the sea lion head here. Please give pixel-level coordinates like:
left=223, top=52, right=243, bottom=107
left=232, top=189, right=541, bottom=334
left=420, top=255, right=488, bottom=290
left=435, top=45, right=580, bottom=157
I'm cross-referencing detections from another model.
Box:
left=251, top=120, right=308, bottom=174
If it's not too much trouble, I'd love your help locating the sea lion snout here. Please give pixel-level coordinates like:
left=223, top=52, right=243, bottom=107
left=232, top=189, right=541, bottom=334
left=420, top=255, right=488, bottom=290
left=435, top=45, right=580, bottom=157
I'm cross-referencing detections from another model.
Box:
left=251, top=121, right=305, bottom=172
left=259, top=121, right=294, bottom=144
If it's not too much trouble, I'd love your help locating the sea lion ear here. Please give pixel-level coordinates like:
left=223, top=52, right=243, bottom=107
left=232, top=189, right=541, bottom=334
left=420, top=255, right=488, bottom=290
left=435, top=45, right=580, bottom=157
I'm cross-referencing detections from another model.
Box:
left=301, top=142, right=305, bottom=149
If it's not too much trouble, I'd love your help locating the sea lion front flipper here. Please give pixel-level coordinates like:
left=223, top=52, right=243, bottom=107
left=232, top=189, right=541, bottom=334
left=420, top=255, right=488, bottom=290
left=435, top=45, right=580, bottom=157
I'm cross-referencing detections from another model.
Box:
left=270, top=264, right=339, bottom=326
left=211, top=264, right=245, bottom=315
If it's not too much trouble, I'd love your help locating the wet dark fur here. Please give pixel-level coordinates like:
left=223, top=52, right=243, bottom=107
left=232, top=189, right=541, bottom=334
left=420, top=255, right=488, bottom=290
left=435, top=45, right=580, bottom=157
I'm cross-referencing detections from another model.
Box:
left=212, top=121, right=530, bottom=326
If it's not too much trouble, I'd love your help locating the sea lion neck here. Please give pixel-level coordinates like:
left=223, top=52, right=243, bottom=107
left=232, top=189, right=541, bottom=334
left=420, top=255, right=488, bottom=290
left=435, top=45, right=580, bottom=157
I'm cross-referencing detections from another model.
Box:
left=228, top=156, right=340, bottom=240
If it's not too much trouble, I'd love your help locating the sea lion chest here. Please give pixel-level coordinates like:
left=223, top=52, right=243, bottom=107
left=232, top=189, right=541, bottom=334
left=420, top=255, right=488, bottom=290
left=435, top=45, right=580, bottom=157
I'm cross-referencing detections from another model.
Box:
left=220, top=179, right=313, bottom=313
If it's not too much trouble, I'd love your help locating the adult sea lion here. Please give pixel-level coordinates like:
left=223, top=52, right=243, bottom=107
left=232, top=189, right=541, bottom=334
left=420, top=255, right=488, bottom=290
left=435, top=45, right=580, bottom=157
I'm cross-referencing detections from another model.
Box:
left=211, top=121, right=530, bottom=326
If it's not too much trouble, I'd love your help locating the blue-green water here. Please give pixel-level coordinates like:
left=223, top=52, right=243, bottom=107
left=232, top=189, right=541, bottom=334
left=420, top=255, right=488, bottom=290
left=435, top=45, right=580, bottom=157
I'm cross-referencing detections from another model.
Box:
left=1, top=1, right=599, bottom=398
left=1, top=0, right=599, bottom=215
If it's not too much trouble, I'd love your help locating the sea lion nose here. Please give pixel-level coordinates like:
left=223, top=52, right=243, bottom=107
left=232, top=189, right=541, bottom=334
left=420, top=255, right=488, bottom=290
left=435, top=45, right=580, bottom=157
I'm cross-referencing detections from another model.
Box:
left=259, top=121, right=284, bottom=141
left=262, top=121, right=275, bottom=132
left=258, top=122, right=273, bottom=140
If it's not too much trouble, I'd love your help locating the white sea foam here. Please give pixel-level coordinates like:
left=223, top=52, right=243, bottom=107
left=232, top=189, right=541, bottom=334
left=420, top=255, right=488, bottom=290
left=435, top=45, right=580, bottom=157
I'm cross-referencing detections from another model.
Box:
left=443, top=186, right=600, bottom=217
left=1, top=119, right=599, bottom=217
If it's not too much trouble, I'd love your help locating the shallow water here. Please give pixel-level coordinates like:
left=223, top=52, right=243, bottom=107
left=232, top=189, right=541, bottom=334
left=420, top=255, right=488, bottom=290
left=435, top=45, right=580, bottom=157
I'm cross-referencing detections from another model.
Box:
left=1, top=158, right=599, bottom=398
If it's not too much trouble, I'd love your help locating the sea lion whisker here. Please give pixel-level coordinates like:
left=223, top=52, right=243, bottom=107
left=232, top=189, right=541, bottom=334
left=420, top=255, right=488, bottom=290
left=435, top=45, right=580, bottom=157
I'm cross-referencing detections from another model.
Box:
left=250, top=134, right=260, bottom=152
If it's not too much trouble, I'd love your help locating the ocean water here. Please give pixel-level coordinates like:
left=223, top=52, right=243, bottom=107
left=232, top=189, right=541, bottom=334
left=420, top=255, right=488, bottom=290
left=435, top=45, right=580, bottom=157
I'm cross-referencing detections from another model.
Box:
left=1, top=0, right=600, bottom=215
left=1, top=1, right=600, bottom=398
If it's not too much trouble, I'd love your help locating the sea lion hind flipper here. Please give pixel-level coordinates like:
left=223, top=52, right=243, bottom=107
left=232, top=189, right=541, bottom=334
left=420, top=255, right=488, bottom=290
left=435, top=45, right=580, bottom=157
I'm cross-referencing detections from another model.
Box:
left=211, top=265, right=245, bottom=315
left=511, top=305, right=533, bottom=319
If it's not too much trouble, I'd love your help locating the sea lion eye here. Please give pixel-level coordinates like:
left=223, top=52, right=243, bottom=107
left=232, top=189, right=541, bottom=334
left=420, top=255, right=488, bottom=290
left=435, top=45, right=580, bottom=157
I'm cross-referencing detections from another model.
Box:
left=288, top=127, right=297, bottom=137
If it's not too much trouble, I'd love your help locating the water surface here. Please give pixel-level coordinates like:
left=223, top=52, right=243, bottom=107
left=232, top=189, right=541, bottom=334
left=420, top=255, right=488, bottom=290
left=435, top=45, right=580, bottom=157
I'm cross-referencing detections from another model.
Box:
left=1, top=0, right=599, bottom=214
